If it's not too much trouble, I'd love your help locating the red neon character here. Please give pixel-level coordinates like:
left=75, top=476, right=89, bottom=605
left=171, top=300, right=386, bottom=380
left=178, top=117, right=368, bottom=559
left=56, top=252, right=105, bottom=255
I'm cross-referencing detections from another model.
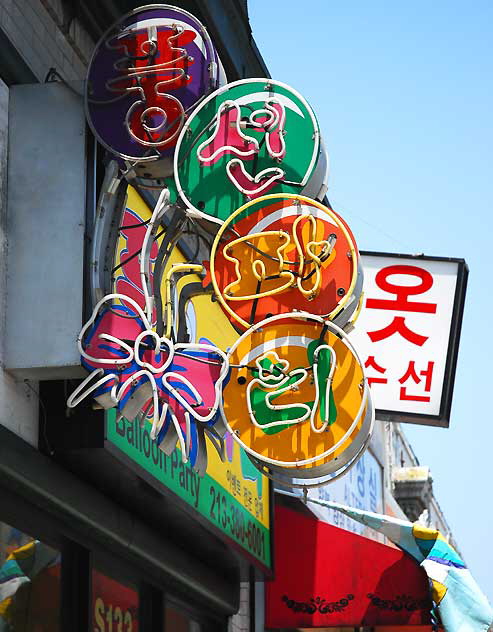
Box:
left=366, top=265, right=437, bottom=313
left=398, top=360, right=435, bottom=402
left=107, top=26, right=193, bottom=150
left=364, top=356, right=388, bottom=386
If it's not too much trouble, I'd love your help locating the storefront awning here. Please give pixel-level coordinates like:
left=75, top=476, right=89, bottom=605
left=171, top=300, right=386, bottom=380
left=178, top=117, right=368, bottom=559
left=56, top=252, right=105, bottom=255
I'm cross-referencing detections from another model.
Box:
left=266, top=504, right=434, bottom=629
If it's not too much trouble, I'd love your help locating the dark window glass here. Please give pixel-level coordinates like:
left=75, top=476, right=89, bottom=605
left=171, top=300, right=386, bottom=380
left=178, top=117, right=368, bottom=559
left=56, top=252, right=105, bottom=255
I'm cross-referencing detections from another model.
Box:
left=92, top=566, right=139, bottom=632
left=0, top=520, right=61, bottom=631
left=164, top=603, right=201, bottom=632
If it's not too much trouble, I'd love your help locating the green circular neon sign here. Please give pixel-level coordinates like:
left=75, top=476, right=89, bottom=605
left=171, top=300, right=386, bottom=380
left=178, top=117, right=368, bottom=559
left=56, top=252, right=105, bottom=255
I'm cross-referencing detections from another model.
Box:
left=174, top=78, right=328, bottom=224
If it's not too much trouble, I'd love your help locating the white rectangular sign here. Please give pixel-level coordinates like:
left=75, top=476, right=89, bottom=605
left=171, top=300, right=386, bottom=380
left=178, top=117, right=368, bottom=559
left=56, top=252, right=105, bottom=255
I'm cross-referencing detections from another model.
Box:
left=349, top=253, right=467, bottom=426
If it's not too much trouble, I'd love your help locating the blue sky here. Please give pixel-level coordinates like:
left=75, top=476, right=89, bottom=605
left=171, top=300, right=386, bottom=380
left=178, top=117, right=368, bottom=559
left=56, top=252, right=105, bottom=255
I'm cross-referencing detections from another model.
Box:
left=248, top=0, right=493, bottom=600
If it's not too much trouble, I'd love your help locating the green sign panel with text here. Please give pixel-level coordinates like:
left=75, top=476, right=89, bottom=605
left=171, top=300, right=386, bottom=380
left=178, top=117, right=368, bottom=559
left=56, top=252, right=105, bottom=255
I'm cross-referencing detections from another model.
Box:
left=106, top=411, right=271, bottom=569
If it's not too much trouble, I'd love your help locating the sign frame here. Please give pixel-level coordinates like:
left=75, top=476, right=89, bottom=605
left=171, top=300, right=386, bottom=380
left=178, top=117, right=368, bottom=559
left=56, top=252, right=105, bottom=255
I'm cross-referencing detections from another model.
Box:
left=360, top=251, right=468, bottom=427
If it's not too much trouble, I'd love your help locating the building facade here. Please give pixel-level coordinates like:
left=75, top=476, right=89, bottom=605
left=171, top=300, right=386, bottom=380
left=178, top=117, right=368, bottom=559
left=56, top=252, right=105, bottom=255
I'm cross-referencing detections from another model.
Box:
left=0, top=2, right=459, bottom=632
left=0, top=1, right=271, bottom=631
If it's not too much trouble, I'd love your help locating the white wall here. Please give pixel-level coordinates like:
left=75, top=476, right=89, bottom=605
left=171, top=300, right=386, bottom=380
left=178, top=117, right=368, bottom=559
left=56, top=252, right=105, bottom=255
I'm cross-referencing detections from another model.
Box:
left=0, top=77, right=40, bottom=446
left=0, top=0, right=95, bottom=446
left=229, top=582, right=250, bottom=632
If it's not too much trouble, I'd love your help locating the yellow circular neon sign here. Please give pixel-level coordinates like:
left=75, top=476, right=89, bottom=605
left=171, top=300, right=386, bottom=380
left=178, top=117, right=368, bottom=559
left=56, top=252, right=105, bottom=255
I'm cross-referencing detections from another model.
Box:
left=221, top=313, right=373, bottom=480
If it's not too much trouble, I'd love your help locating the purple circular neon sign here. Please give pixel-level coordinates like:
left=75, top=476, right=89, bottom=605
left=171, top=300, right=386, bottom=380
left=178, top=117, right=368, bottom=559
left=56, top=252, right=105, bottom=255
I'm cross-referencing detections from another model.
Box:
left=86, top=4, right=223, bottom=163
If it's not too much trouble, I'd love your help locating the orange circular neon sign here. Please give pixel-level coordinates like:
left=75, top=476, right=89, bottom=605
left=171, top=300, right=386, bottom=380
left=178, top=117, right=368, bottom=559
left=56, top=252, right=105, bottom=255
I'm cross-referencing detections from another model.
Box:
left=210, top=194, right=363, bottom=332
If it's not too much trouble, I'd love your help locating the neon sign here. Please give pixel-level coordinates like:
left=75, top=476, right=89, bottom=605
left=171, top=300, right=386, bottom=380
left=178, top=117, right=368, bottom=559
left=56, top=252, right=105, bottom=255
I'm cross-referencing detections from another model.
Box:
left=209, top=194, right=363, bottom=331
left=221, top=313, right=373, bottom=483
left=174, top=79, right=328, bottom=224
left=86, top=5, right=222, bottom=163
left=70, top=6, right=375, bottom=484
left=68, top=189, right=229, bottom=474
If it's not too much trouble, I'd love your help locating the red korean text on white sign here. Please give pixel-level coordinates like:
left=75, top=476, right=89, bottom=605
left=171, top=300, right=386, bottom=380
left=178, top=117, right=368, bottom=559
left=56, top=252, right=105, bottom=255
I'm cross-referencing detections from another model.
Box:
left=350, top=255, right=460, bottom=419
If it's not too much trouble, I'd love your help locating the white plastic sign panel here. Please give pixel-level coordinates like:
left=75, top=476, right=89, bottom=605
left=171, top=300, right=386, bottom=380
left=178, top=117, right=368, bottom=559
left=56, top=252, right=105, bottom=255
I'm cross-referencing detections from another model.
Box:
left=349, top=252, right=468, bottom=427
left=307, top=449, right=384, bottom=543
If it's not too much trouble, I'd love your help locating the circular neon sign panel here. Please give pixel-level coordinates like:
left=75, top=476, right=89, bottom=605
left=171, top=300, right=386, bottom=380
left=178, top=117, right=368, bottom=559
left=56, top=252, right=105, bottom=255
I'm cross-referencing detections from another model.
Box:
left=86, top=5, right=221, bottom=162
left=221, top=314, right=373, bottom=481
left=174, top=79, right=328, bottom=224
left=209, top=194, right=362, bottom=331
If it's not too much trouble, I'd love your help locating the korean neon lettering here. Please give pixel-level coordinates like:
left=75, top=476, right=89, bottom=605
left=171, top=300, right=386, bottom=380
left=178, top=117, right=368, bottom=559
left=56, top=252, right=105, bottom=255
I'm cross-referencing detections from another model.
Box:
left=105, top=24, right=192, bottom=150
left=196, top=99, right=287, bottom=197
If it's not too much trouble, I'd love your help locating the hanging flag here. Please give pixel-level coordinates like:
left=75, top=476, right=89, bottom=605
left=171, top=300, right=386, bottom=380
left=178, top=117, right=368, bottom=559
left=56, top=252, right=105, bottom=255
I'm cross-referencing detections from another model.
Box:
left=302, top=495, right=493, bottom=632
left=0, top=540, right=60, bottom=630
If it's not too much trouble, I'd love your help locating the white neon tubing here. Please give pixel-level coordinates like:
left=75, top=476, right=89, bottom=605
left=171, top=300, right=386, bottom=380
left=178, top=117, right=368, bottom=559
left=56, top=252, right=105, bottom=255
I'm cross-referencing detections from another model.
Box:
left=110, top=18, right=207, bottom=61
left=184, top=411, right=191, bottom=460
left=78, top=291, right=229, bottom=425
left=240, top=380, right=369, bottom=468
left=78, top=293, right=152, bottom=366
left=239, top=335, right=316, bottom=369
left=265, top=100, right=283, bottom=131
left=67, top=369, right=118, bottom=408
left=100, top=22, right=204, bottom=152
left=246, top=367, right=312, bottom=430
left=310, top=344, right=337, bottom=433
left=247, top=107, right=275, bottom=129
left=125, top=94, right=185, bottom=149
left=111, top=24, right=188, bottom=81
left=254, top=351, right=289, bottom=384
left=244, top=101, right=286, bottom=160
left=244, top=344, right=336, bottom=434
left=89, top=333, right=134, bottom=364
left=163, top=264, right=204, bottom=339
left=134, top=329, right=174, bottom=374
left=248, top=203, right=338, bottom=234
left=91, top=5, right=220, bottom=116
left=140, top=188, right=169, bottom=323
left=225, top=159, right=285, bottom=197
left=105, top=25, right=188, bottom=112
left=137, top=399, right=154, bottom=427
left=161, top=371, right=203, bottom=407
left=150, top=401, right=168, bottom=440
left=174, top=342, right=230, bottom=381
left=264, top=100, right=286, bottom=160
left=196, top=99, right=285, bottom=166
left=174, top=79, right=322, bottom=222
left=222, top=312, right=370, bottom=467
left=168, top=407, right=187, bottom=462
left=161, top=342, right=229, bottom=423
left=115, top=369, right=160, bottom=434
left=196, top=101, right=259, bottom=164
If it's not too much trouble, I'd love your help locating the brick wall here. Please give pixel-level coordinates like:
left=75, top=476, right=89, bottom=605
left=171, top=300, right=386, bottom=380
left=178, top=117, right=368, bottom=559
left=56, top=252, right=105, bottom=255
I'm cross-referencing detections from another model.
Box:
left=0, top=0, right=94, bottom=82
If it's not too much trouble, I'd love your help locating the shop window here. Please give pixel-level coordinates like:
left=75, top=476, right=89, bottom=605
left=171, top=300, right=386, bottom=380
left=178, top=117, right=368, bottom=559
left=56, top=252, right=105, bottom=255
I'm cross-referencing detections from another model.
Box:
left=92, top=563, right=139, bottom=632
left=0, top=520, right=61, bottom=631
left=164, top=602, right=201, bottom=632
